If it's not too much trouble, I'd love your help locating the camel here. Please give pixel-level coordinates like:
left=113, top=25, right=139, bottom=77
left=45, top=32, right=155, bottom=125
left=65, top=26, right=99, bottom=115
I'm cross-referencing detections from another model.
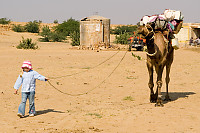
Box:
left=138, top=24, right=174, bottom=106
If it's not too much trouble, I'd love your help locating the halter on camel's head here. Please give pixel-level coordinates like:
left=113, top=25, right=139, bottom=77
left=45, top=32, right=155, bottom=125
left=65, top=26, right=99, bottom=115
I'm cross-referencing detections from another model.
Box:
left=138, top=24, right=157, bottom=56
left=137, top=24, right=155, bottom=40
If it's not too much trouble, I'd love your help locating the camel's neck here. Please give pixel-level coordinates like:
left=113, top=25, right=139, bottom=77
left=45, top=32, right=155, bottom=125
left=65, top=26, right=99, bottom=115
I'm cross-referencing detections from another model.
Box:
left=146, top=39, right=156, bottom=54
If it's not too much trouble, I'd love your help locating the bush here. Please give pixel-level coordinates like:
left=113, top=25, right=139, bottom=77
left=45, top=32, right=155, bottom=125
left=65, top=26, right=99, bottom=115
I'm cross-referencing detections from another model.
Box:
left=114, top=32, right=131, bottom=44
left=55, top=18, right=79, bottom=36
left=40, top=26, right=51, bottom=42
left=111, top=25, right=137, bottom=35
left=53, top=19, right=58, bottom=24
left=17, top=37, right=38, bottom=49
left=39, top=17, right=80, bottom=42
left=12, top=24, right=25, bottom=32
left=38, top=20, right=42, bottom=24
left=70, top=31, right=80, bottom=46
left=25, top=20, right=40, bottom=33
left=49, top=32, right=66, bottom=42
left=39, top=25, right=66, bottom=42
left=0, top=18, right=11, bottom=24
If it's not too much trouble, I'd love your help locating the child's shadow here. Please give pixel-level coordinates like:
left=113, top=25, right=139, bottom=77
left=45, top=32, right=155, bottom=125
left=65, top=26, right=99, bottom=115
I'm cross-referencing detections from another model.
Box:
left=23, top=109, right=65, bottom=118
left=161, top=91, right=196, bottom=104
left=35, top=109, right=65, bottom=116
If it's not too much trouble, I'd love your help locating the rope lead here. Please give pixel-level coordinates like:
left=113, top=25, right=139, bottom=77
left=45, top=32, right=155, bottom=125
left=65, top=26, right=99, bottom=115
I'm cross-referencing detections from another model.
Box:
left=47, top=50, right=128, bottom=96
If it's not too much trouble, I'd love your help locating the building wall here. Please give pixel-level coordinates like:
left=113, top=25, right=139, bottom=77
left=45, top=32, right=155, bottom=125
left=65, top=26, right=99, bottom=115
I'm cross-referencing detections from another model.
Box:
left=176, top=25, right=190, bottom=42
left=176, top=23, right=200, bottom=46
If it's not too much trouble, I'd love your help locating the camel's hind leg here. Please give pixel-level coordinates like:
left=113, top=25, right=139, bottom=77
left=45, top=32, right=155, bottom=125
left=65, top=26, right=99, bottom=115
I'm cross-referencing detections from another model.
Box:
left=164, top=48, right=174, bottom=101
left=147, top=62, right=156, bottom=102
left=164, top=64, right=172, bottom=101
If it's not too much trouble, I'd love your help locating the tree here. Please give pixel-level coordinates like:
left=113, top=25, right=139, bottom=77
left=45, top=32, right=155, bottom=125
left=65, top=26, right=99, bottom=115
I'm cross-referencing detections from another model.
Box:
left=25, top=20, right=40, bottom=33
left=39, top=25, right=66, bottom=42
left=114, top=31, right=131, bottom=44
left=0, top=18, right=11, bottom=24
left=40, top=26, right=51, bottom=42
left=70, top=31, right=80, bottom=46
left=111, top=25, right=137, bottom=35
left=55, top=18, right=80, bottom=36
left=53, top=19, right=58, bottom=24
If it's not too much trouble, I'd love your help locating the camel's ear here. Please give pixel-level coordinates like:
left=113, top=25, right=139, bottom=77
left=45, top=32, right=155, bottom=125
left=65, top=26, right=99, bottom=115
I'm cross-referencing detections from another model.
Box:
left=137, top=26, right=144, bottom=34
left=146, top=24, right=153, bottom=31
left=137, top=25, right=149, bottom=37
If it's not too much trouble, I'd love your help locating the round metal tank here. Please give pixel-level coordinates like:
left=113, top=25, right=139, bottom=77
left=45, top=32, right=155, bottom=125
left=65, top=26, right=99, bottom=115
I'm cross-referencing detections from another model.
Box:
left=80, top=15, right=110, bottom=49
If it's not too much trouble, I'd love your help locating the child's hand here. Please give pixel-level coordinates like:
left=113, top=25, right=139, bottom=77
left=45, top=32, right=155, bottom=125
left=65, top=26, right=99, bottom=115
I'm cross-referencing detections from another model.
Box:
left=14, top=89, right=18, bottom=94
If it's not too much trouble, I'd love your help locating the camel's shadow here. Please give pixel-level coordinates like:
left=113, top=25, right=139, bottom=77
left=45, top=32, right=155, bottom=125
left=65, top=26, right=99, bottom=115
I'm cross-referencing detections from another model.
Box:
left=161, top=92, right=195, bottom=104
left=35, top=109, right=65, bottom=116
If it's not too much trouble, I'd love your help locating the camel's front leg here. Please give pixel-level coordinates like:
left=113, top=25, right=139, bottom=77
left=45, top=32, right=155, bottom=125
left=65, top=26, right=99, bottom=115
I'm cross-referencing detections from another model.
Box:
left=147, top=62, right=156, bottom=103
left=155, top=65, right=164, bottom=107
left=155, top=81, right=163, bottom=107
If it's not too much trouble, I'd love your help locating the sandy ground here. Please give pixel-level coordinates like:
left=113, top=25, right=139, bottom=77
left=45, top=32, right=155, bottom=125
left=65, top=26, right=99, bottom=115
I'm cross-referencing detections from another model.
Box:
left=0, top=30, right=200, bottom=133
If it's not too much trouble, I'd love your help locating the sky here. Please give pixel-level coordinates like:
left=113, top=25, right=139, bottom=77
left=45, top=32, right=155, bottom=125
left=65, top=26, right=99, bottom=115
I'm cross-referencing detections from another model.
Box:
left=1, top=0, right=200, bottom=25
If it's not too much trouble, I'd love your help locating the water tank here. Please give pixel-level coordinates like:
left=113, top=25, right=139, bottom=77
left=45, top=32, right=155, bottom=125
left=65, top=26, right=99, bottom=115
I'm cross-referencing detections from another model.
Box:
left=80, top=15, right=110, bottom=49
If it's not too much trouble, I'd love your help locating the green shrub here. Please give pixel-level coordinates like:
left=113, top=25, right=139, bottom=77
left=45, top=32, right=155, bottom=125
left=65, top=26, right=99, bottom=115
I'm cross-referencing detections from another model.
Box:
left=123, top=96, right=134, bottom=101
left=86, top=113, right=102, bottom=118
left=12, top=24, right=25, bottom=32
left=39, top=26, right=66, bottom=42
left=25, top=20, right=40, bottom=33
left=40, top=25, right=51, bottom=42
left=132, top=53, right=142, bottom=60
left=17, top=37, right=38, bottom=49
left=49, top=32, right=66, bottom=42
left=111, top=25, right=137, bottom=35
left=38, top=20, right=42, bottom=24
left=70, top=31, right=80, bottom=46
left=0, top=18, right=11, bottom=24
left=55, top=18, right=80, bottom=36
left=114, top=32, right=131, bottom=44
left=53, top=19, right=58, bottom=24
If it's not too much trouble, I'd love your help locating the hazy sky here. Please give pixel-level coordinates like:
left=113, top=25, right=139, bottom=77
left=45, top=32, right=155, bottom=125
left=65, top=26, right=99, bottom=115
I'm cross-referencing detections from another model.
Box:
left=1, top=0, right=199, bottom=24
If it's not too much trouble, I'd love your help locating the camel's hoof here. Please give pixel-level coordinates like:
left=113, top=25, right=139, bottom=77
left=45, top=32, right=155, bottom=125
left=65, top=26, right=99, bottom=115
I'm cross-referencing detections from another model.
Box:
left=150, top=100, right=156, bottom=103
left=155, top=98, right=164, bottom=107
left=150, top=99, right=157, bottom=103
left=150, top=94, right=157, bottom=103
left=155, top=103, right=164, bottom=107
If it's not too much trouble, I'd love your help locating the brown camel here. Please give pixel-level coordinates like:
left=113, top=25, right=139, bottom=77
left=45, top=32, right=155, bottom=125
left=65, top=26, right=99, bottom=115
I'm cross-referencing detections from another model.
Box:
left=138, top=24, right=174, bottom=106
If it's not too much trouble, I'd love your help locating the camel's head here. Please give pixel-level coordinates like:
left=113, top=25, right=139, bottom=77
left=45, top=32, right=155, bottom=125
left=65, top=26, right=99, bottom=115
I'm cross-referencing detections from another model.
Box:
left=137, top=24, right=154, bottom=39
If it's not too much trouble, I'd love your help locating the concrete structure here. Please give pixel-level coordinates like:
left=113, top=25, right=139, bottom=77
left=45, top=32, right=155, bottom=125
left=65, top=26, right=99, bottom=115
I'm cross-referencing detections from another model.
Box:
left=176, top=23, right=200, bottom=46
left=80, top=15, right=110, bottom=49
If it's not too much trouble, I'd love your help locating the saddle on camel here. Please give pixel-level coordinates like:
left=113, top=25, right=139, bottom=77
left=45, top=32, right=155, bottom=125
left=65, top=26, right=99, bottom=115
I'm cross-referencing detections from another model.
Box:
left=137, top=9, right=183, bottom=106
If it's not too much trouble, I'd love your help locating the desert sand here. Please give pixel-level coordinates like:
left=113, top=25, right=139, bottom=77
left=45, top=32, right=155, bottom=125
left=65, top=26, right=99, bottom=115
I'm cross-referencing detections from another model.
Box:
left=0, top=29, right=200, bottom=133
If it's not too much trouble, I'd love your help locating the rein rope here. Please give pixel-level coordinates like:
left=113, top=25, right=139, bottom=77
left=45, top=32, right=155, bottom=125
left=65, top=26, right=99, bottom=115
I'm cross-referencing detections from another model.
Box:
left=146, top=48, right=157, bottom=56
left=145, top=25, right=157, bottom=56
left=47, top=45, right=128, bottom=96
left=144, top=25, right=155, bottom=40
left=49, top=46, right=126, bottom=79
